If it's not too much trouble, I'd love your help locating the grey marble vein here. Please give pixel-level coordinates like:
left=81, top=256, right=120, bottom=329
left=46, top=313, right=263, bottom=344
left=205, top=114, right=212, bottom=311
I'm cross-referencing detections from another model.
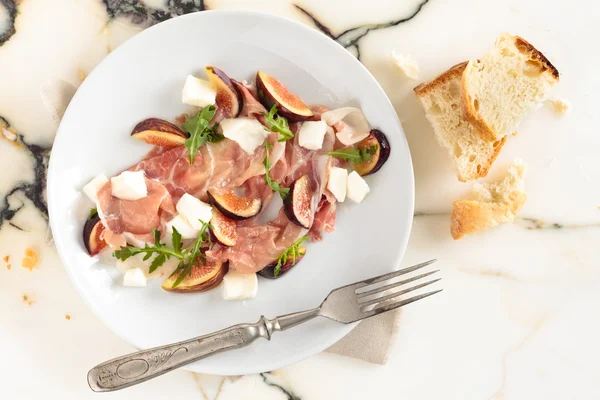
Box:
left=0, top=117, right=50, bottom=228
left=294, top=0, right=431, bottom=60
left=102, top=0, right=205, bottom=26
left=260, top=373, right=300, bottom=400
left=0, top=0, right=17, bottom=46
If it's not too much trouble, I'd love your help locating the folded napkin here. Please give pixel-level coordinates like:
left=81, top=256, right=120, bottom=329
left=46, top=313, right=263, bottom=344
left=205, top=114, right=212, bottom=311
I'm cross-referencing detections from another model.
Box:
left=40, top=79, right=401, bottom=365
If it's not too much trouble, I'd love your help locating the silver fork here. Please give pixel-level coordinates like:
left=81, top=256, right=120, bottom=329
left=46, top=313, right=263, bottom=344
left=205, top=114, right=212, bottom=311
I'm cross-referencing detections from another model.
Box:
left=88, top=259, right=441, bottom=392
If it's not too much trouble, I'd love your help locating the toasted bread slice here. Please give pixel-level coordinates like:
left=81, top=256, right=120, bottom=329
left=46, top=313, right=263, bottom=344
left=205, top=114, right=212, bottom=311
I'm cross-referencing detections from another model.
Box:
left=451, top=160, right=526, bottom=239
left=414, top=62, right=507, bottom=181
left=461, top=33, right=559, bottom=142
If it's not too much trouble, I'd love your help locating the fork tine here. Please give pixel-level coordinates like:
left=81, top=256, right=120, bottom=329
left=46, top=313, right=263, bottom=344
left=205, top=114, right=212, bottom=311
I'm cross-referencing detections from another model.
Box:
left=353, top=259, right=437, bottom=289
left=363, top=289, right=443, bottom=318
left=357, top=270, right=439, bottom=298
left=359, top=278, right=441, bottom=308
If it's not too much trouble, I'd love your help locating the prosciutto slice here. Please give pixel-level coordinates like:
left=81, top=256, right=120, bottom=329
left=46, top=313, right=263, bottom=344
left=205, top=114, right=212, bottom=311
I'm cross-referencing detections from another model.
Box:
left=97, top=178, right=176, bottom=235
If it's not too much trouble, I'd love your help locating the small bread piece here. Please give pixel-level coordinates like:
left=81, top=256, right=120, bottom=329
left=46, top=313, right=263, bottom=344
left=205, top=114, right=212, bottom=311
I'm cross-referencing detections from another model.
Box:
left=461, top=33, right=559, bottom=142
left=414, top=62, right=506, bottom=181
left=451, top=161, right=526, bottom=239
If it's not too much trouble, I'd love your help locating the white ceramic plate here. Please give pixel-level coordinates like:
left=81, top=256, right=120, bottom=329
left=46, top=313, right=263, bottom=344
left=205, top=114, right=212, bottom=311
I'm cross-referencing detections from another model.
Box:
left=48, top=10, right=414, bottom=375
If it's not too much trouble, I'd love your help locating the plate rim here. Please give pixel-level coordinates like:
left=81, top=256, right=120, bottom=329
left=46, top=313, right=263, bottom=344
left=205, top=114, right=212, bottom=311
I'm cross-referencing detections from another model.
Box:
left=47, top=9, right=415, bottom=375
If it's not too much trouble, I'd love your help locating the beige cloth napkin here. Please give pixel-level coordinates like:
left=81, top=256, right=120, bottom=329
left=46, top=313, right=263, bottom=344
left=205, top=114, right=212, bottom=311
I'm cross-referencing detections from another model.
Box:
left=41, top=79, right=401, bottom=365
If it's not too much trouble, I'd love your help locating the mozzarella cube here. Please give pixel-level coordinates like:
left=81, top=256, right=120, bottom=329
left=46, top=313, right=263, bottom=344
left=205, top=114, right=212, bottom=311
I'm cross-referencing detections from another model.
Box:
left=298, top=121, right=327, bottom=150
left=111, top=171, right=147, bottom=201
left=221, top=117, right=268, bottom=154
left=176, top=193, right=212, bottom=229
left=123, top=268, right=147, bottom=287
left=165, top=214, right=199, bottom=241
left=182, top=75, right=216, bottom=107
left=122, top=232, right=151, bottom=248
left=83, top=174, right=108, bottom=203
left=327, top=167, right=348, bottom=202
left=222, top=270, right=258, bottom=300
left=346, top=171, right=370, bottom=203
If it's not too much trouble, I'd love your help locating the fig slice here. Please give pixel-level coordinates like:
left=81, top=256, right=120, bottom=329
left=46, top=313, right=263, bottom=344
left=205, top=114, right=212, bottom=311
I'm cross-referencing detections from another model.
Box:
left=258, top=247, right=307, bottom=279
left=283, top=175, right=313, bottom=229
left=256, top=71, right=314, bottom=121
left=206, top=66, right=242, bottom=118
left=162, top=260, right=229, bottom=293
left=353, top=129, right=391, bottom=176
left=83, top=212, right=107, bottom=256
left=207, top=190, right=262, bottom=220
left=131, top=118, right=187, bottom=147
left=210, top=208, right=238, bottom=247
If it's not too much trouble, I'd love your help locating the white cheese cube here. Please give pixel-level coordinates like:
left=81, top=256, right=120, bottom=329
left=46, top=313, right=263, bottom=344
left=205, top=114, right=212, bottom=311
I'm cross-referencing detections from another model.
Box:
left=165, top=215, right=199, bottom=241
left=83, top=174, right=108, bottom=203
left=327, top=167, right=348, bottom=202
left=122, top=232, right=151, bottom=248
left=111, top=171, right=147, bottom=201
left=222, top=270, right=258, bottom=300
left=346, top=171, right=370, bottom=203
left=221, top=117, right=269, bottom=154
left=182, top=75, right=217, bottom=107
left=123, top=268, right=147, bottom=287
left=176, top=193, right=212, bottom=230
left=298, top=121, right=327, bottom=150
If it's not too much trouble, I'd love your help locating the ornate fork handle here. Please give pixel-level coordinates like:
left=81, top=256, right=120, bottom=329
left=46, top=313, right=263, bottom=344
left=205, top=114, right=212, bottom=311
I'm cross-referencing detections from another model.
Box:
left=88, top=309, right=319, bottom=392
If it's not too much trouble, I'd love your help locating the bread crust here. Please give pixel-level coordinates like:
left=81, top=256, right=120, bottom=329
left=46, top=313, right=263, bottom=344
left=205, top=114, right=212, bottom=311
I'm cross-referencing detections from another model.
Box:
left=461, top=34, right=560, bottom=142
left=414, top=62, right=507, bottom=181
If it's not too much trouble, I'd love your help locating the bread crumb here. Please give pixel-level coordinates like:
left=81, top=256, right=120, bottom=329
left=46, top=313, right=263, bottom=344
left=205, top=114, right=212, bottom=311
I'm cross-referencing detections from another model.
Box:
left=545, top=98, right=571, bottom=115
left=6, top=264, right=11, bottom=270
left=77, top=68, right=87, bottom=83
left=3, top=255, right=9, bottom=263
left=22, top=293, right=35, bottom=306
left=390, top=50, right=420, bottom=80
left=22, top=248, right=39, bottom=271
left=65, top=314, right=71, bottom=321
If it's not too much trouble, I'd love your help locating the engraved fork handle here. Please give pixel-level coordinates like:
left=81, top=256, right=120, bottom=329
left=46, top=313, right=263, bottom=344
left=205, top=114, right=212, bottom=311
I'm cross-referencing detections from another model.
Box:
left=87, top=309, right=320, bottom=392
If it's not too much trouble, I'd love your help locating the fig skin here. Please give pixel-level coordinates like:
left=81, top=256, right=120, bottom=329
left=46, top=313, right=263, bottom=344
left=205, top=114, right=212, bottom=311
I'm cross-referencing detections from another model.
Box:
left=210, top=208, right=238, bottom=247
left=206, top=66, right=242, bottom=118
left=131, top=118, right=187, bottom=147
left=258, top=247, right=306, bottom=279
left=162, top=260, right=229, bottom=293
left=256, top=71, right=313, bottom=122
left=283, top=175, right=312, bottom=229
left=353, top=129, right=391, bottom=176
left=207, top=190, right=262, bottom=221
left=83, top=214, right=107, bottom=256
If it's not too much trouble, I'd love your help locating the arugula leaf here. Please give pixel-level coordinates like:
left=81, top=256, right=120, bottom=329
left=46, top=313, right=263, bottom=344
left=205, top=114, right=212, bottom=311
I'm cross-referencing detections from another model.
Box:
left=327, top=145, right=378, bottom=163
left=89, top=208, right=98, bottom=219
left=263, top=104, right=294, bottom=142
left=274, top=236, right=308, bottom=277
left=182, top=106, right=223, bottom=164
left=112, top=222, right=212, bottom=284
left=263, top=141, right=289, bottom=199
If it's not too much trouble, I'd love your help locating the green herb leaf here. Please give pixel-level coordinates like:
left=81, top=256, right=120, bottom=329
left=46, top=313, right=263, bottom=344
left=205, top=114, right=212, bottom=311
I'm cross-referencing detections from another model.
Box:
left=263, top=104, right=294, bottom=142
left=171, top=221, right=211, bottom=288
left=171, top=226, right=182, bottom=254
left=89, top=208, right=98, bottom=219
left=327, top=145, right=378, bottom=163
left=263, top=141, right=289, bottom=199
left=182, top=106, right=223, bottom=164
left=274, top=236, right=308, bottom=277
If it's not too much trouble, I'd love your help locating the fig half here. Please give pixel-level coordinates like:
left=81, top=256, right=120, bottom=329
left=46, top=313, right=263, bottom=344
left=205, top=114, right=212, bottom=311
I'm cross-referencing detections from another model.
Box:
left=162, top=260, right=229, bottom=292
left=353, top=129, right=391, bottom=176
left=258, top=247, right=306, bottom=279
left=210, top=208, right=238, bottom=247
left=83, top=213, right=107, bottom=256
left=207, top=190, right=262, bottom=220
left=131, top=118, right=187, bottom=147
left=256, top=71, right=313, bottom=121
left=283, top=175, right=312, bottom=229
left=206, top=66, right=242, bottom=118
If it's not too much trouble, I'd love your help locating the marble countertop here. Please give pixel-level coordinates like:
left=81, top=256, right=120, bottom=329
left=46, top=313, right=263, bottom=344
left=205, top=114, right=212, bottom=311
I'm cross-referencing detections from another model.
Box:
left=1, top=0, right=598, bottom=398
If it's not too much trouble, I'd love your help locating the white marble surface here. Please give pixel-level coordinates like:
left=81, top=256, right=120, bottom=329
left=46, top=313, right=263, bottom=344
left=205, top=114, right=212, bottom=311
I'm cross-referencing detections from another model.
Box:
left=1, top=0, right=599, bottom=398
